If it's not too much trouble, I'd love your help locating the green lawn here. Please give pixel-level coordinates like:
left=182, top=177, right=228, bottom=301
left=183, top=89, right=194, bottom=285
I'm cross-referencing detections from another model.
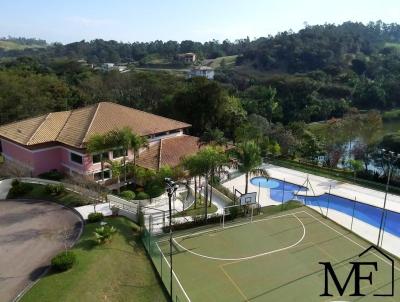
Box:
left=10, top=183, right=91, bottom=207
left=22, top=217, right=168, bottom=302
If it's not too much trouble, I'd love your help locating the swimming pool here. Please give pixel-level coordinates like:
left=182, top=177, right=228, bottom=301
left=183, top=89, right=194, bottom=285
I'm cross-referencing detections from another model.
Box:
left=251, top=176, right=308, bottom=202
left=250, top=177, right=400, bottom=238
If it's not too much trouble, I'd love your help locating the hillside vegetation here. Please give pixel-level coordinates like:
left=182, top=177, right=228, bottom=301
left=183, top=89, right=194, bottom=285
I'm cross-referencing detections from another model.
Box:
left=0, top=37, right=47, bottom=51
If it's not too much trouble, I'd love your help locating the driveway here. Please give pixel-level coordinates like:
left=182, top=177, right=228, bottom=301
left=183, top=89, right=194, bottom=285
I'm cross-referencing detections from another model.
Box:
left=0, top=200, right=83, bottom=302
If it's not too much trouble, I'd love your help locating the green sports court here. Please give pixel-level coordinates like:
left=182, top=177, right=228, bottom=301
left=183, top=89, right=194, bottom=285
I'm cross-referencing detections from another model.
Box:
left=144, top=206, right=400, bottom=302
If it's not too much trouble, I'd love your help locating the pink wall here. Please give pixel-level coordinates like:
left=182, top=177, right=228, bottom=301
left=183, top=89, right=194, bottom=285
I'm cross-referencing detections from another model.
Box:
left=1, top=139, right=91, bottom=176
left=2, top=139, right=35, bottom=170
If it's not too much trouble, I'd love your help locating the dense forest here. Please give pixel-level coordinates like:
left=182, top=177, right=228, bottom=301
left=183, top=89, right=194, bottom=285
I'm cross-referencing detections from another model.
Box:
left=0, top=21, right=400, bottom=182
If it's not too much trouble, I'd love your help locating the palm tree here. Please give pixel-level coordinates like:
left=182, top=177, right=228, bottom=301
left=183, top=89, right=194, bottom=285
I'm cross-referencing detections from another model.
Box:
left=192, top=146, right=228, bottom=221
left=108, top=160, right=123, bottom=193
left=109, top=127, right=148, bottom=183
left=233, top=141, right=269, bottom=194
left=87, top=133, right=111, bottom=183
left=183, top=155, right=203, bottom=209
left=131, top=134, right=148, bottom=168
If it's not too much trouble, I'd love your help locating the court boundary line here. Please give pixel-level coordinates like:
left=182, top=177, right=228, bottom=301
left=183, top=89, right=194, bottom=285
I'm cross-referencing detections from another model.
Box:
left=304, top=210, right=400, bottom=272
left=171, top=210, right=306, bottom=241
left=157, top=210, right=306, bottom=244
left=219, top=264, right=249, bottom=301
left=155, top=242, right=192, bottom=302
left=171, top=213, right=306, bottom=261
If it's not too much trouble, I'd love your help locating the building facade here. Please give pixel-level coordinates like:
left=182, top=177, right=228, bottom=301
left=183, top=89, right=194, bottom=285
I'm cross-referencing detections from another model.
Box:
left=0, top=102, right=201, bottom=180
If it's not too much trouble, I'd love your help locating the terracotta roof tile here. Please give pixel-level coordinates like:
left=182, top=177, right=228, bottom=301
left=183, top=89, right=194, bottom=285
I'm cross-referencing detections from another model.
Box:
left=29, top=111, right=71, bottom=145
left=0, top=115, right=47, bottom=145
left=0, top=102, right=191, bottom=149
left=136, top=141, right=161, bottom=170
left=137, top=135, right=202, bottom=170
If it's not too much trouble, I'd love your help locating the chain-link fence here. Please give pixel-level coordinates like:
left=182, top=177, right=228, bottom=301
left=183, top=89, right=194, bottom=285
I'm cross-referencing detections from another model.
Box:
left=141, top=221, right=191, bottom=302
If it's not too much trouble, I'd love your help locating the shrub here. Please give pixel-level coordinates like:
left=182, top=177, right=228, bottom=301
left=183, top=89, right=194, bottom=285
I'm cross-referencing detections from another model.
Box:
left=94, top=225, right=117, bottom=244
left=229, top=206, right=240, bottom=220
left=210, top=175, right=221, bottom=186
left=45, top=184, right=65, bottom=195
left=51, top=251, right=76, bottom=272
left=135, top=192, right=150, bottom=200
left=146, top=185, right=164, bottom=198
left=87, top=212, right=104, bottom=223
left=7, top=180, right=33, bottom=198
left=119, top=190, right=135, bottom=200
left=38, top=170, right=65, bottom=181
left=12, top=179, right=20, bottom=187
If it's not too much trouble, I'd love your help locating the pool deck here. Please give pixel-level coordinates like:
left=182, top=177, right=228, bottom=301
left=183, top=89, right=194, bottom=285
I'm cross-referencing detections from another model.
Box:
left=223, top=164, right=400, bottom=213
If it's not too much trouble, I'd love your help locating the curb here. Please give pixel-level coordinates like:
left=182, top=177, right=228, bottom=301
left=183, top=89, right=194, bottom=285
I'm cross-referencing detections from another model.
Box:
left=11, top=199, right=85, bottom=302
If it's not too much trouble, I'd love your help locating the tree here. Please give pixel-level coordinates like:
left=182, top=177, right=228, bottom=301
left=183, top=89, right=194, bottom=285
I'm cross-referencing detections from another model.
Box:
left=86, top=133, right=111, bottom=183
left=172, top=77, right=245, bottom=136
left=200, top=128, right=228, bottom=146
left=233, top=141, right=269, bottom=194
left=381, top=132, right=400, bottom=153
left=112, top=127, right=148, bottom=182
left=183, top=155, right=203, bottom=209
left=348, top=159, right=363, bottom=179
left=108, top=160, right=123, bottom=193
left=186, top=146, right=227, bottom=221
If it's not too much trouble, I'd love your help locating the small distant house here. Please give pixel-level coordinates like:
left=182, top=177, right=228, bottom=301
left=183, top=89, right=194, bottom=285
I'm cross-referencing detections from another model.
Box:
left=188, top=66, right=215, bottom=80
left=101, top=63, right=115, bottom=71
left=101, top=63, right=129, bottom=73
left=177, top=53, right=196, bottom=64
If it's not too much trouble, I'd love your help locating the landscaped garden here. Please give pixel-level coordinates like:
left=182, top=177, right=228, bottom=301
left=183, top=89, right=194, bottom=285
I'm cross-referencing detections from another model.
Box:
left=7, top=181, right=91, bottom=207
left=21, top=217, right=168, bottom=302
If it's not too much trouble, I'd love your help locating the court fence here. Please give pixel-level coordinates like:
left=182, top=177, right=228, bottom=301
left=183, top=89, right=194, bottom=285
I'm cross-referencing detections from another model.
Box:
left=141, top=222, right=191, bottom=302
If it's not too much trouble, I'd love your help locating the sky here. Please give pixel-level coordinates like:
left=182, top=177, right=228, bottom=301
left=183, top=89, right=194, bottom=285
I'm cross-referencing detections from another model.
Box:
left=1, top=0, right=400, bottom=44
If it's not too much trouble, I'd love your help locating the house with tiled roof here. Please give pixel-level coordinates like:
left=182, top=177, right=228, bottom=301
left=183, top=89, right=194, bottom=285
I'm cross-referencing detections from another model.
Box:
left=0, top=102, right=202, bottom=180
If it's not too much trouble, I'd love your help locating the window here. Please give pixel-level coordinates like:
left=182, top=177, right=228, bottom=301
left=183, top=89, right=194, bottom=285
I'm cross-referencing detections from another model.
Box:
left=112, top=148, right=127, bottom=159
left=70, top=152, right=83, bottom=165
left=93, top=169, right=111, bottom=181
left=92, top=152, right=109, bottom=164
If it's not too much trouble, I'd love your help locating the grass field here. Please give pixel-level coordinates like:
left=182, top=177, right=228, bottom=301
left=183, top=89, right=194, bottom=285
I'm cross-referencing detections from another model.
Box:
left=22, top=217, right=168, bottom=302
left=152, top=207, right=399, bottom=301
left=204, top=55, right=238, bottom=69
left=0, top=40, right=46, bottom=50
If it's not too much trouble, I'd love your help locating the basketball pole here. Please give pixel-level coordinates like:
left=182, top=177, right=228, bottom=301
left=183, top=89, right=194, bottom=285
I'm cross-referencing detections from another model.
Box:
left=165, top=178, right=178, bottom=302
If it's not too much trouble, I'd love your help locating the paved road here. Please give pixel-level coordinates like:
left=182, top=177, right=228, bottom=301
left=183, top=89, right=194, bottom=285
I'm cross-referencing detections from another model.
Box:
left=0, top=200, right=83, bottom=302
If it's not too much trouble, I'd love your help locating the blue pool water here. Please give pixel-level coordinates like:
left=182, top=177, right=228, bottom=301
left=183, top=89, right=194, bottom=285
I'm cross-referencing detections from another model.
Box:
left=250, top=177, right=400, bottom=238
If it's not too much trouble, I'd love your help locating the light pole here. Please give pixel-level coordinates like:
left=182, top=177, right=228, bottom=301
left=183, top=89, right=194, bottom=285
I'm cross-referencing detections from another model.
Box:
left=376, top=149, right=400, bottom=247
left=165, top=178, right=178, bottom=302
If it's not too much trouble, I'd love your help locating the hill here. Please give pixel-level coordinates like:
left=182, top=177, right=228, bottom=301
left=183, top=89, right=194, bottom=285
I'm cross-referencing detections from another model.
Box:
left=0, top=37, right=47, bottom=51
